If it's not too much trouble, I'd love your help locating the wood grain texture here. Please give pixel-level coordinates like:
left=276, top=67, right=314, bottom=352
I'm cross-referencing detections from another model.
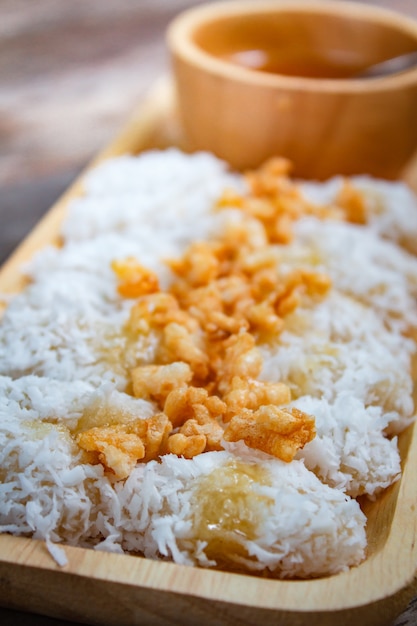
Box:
left=1, top=78, right=417, bottom=626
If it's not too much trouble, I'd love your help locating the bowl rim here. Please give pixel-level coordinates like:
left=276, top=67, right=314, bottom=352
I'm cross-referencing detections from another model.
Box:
left=167, top=0, right=417, bottom=93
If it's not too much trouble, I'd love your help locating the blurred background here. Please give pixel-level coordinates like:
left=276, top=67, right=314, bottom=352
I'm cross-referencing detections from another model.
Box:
left=0, top=0, right=204, bottom=263
left=1, top=0, right=417, bottom=264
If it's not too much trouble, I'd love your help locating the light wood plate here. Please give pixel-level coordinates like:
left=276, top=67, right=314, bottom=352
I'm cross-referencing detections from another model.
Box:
left=1, top=77, right=417, bottom=626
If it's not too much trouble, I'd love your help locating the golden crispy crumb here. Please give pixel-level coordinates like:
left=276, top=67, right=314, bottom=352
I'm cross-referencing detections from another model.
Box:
left=77, top=413, right=172, bottom=479
left=274, top=269, right=332, bottom=317
left=214, top=333, right=263, bottom=393
left=246, top=301, right=284, bottom=336
left=112, top=257, right=159, bottom=298
left=223, top=376, right=292, bottom=421
left=335, top=180, right=368, bottom=224
left=223, top=406, right=316, bottom=462
left=164, top=386, right=226, bottom=428
left=179, top=417, right=224, bottom=451
left=77, top=425, right=145, bottom=479
left=128, top=293, right=198, bottom=335
left=161, top=322, right=209, bottom=380
left=167, top=432, right=207, bottom=458
left=142, top=412, right=172, bottom=462
left=216, top=156, right=346, bottom=245
left=168, top=241, right=220, bottom=287
left=131, top=362, right=192, bottom=403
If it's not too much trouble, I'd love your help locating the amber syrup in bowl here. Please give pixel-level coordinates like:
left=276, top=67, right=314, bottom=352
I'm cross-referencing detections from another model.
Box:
left=221, top=47, right=365, bottom=79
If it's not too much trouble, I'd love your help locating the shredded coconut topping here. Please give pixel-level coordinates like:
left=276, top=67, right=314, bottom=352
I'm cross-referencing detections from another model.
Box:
left=1, top=149, right=416, bottom=578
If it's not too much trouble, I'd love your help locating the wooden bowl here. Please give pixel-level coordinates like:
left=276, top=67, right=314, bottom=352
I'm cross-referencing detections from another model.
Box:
left=167, top=0, right=417, bottom=180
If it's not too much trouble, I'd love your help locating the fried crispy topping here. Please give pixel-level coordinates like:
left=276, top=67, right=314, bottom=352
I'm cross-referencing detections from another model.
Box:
left=131, top=362, right=192, bottom=404
left=77, top=413, right=172, bottom=479
left=166, top=432, right=207, bottom=459
left=223, top=406, right=316, bottom=462
left=161, top=322, right=209, bottom=380
left=164, top=386, right=226, bottom=454
left=128, top=292, right=199, bottom=336
left=223, top=376, right=292, bottom=422
left=335, top=180, right=368, bottom=224
left=112, top=257, right=159, bottom=298
left=163, top=386, right=226, bottom=428
left=216, top=157, right=343, bottom=243
left=77, top=158, right=350, bottom=479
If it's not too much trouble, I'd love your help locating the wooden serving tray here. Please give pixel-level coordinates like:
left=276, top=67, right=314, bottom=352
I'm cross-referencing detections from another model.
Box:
left=1, top=78, right=417, bottom=626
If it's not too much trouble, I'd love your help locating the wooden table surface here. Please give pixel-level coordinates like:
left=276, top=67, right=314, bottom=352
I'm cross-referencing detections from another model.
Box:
left=1, top=1, right=417, bottom=624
